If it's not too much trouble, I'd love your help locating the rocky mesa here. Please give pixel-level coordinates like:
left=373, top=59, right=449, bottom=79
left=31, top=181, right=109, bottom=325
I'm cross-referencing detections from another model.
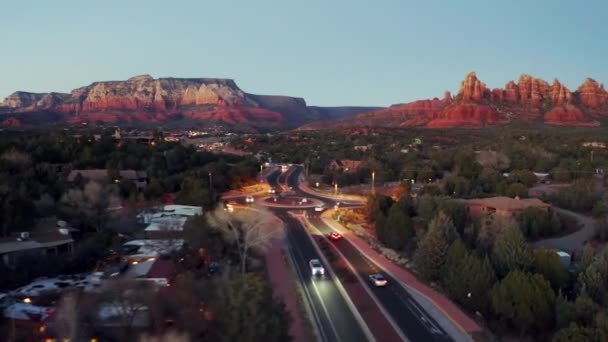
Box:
left=0, top=75, right=378, bottom=128
left=299, top=72, right=608, bottom=130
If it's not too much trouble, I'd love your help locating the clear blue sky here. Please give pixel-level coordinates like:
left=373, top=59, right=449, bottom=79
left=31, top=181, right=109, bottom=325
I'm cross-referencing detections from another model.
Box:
left=2, top=0, right=606, bottom=106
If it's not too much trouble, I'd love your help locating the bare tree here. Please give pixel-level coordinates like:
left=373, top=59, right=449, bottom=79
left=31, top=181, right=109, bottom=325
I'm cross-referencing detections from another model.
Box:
left=208, top=207, right=284, bottom=273
left=60, top=181, right=120, bottom=232
left=96, top=279, right=156, bottom=337
left=476, top=150, right=510, bottom=170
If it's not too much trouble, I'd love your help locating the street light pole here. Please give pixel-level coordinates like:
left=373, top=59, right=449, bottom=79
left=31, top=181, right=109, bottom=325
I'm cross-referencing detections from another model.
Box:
left=372, top=171, right=376, bottom=194
left=334, top=183, right=338, bottom=195
left=208, top=171, right=213, bottom=190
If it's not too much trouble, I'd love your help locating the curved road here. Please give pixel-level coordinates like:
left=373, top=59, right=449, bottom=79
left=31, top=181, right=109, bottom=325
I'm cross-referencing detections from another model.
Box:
left=234, top=166, right=452, bottom=341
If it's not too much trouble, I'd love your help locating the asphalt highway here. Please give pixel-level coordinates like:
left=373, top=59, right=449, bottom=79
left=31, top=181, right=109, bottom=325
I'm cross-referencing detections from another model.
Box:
left=267, top=169, right=370, bottom=342
left=286, top=166, right=452, bottom=342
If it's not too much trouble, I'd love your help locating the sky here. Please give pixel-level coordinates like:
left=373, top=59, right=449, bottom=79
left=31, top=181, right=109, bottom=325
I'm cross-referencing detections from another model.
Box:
left=1, top=0, right=607, bottom=106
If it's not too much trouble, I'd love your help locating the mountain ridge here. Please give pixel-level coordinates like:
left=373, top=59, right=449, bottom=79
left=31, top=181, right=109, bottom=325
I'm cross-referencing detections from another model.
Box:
left=298, top=72, right=608, bottom=130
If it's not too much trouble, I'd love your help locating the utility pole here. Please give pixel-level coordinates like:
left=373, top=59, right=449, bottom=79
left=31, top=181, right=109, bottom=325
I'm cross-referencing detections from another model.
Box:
left=208, top=171, right=213, bottom=190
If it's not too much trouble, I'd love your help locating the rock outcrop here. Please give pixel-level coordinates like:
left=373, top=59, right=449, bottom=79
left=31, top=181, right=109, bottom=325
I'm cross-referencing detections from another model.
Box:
left=299, top=71, right=608, bottom=130
left=577, top=78, right=608, bottom=108
left=426, top=104, right=501, bottom=128
left=459, top=72, right=488, bottom=102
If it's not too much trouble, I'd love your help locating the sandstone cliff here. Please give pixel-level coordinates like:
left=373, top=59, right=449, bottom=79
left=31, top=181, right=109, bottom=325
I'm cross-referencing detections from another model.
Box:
left=1, top=75, right=376, bottom=128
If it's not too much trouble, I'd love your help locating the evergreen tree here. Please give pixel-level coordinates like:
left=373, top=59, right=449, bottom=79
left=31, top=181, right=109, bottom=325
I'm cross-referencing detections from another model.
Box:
left=554, top=291, right=576, bottom=329
left=491, top=270, right=556, bottom=335
left=414, top=223, right=449, bottom=281
left=533, top=249, right=569, bottom=290
left=552, top=323, right=595, bottom=342
left=577, top=262, right=608, bottom=305
left=383, top=204, right=415, bottom=251
left=428, top=211, right=459, bottom=243
left=365, top=194, right=393, bottom=222
left=492, top=224, right=533, bottom=278
left=444, top=252, right=497, bottom=315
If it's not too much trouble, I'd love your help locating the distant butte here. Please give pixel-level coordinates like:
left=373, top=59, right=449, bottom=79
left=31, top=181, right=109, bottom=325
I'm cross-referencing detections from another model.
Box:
left=0, top=75, right=380, bottom=128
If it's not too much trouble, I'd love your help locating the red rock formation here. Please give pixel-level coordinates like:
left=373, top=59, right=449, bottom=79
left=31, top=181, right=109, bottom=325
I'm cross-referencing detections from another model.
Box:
left=544, top=105, right=599, bottom=126
left=577, top=78, right=608, bottom=108
left=517, top=75, right=550, bottom=106
left=459, top=72, right=488, bottom=102
left=504, top=81, right=519, bottom=103
left=1, top=75, right=304, bottom=126
left=550, top=79, right=572, bottom=105
left=426, top=104, right=502, bottom=128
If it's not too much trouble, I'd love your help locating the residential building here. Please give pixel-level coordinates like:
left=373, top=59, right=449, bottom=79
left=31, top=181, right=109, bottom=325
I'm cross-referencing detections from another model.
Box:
left=137, top=205, right=202, bottom=224
left=119, top=239, right=185, bottom=262
left=0, top=230, right=74, bottom=268
left=463, top=196, right=551, bottom=219
left=327, top=159, right=364, bottom=173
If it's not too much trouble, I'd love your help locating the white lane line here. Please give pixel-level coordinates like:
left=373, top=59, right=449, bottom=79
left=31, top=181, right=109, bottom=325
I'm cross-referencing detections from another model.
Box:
left=303, top=216, right=409, bottom=342
left=320, top=215, right=453, bottom=338
left=292, top=214, right=377, bottom=342
left=310, top=278, right=342, bottom=342
left=286, top=243, right=330, bottom=342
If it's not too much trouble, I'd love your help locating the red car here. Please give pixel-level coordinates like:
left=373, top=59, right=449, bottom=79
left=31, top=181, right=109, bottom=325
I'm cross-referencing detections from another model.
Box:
left=328, top=232, right=342, bottom=241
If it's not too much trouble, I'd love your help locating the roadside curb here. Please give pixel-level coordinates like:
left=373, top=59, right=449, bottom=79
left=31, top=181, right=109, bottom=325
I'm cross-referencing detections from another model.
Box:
left=291, top=213, right=377, bottom=342
left=320, top=210, right=478, bottom=340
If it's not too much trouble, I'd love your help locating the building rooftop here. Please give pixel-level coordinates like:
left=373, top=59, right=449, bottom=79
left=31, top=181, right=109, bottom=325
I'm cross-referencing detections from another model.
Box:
left=122, top=239, right=184, bottom=258
left=0, top=230, right=73, bottom=255
left=144, top=216, right=188, bottom=232
left=466, top=196, right=550, bottom=211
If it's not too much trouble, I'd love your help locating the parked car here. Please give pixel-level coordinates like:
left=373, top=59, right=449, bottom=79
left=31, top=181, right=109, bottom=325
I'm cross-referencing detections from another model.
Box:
left=369, top=273, right=388, bottom=287
left=309, top=259, right=325, bottom=276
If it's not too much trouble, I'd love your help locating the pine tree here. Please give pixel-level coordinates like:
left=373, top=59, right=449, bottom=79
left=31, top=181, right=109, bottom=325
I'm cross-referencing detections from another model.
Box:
left=492, top=224, right=533, bottom=278
left=533, top=248, right=569, bottom=290
left=444, top=252, right=496, bottom=315
left=491, top=270, right=555, bottom=335
left=384, top=204, right=415, bottom=251
left=414, top=223, right=449, bottom=281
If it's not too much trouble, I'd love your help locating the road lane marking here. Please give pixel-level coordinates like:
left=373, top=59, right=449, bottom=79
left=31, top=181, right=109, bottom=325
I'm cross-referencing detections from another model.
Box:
left=317, top=215, right=457, bottom=340
left=286, top=242, right=330, bottom=342
left=293, top=214, right=377, bottom=342
left=301, top=216, right=409, bottom=342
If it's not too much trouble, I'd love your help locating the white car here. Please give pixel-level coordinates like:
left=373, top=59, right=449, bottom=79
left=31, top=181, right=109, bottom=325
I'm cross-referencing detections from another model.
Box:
left=300, top=198, right=308, bottom=204
left=245, top=196, right=254, bottom=203
left=268, top=188, right=276, bottom=194
left=314, top=206, right=325, bottom=212
left=369, top=273, right=388, bottom=287
left=309, top=259, right=325, bottom=276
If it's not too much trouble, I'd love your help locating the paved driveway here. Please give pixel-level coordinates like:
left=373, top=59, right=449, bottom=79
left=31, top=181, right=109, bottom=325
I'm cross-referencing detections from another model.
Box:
left=532, top=207, right=596, bottom=253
